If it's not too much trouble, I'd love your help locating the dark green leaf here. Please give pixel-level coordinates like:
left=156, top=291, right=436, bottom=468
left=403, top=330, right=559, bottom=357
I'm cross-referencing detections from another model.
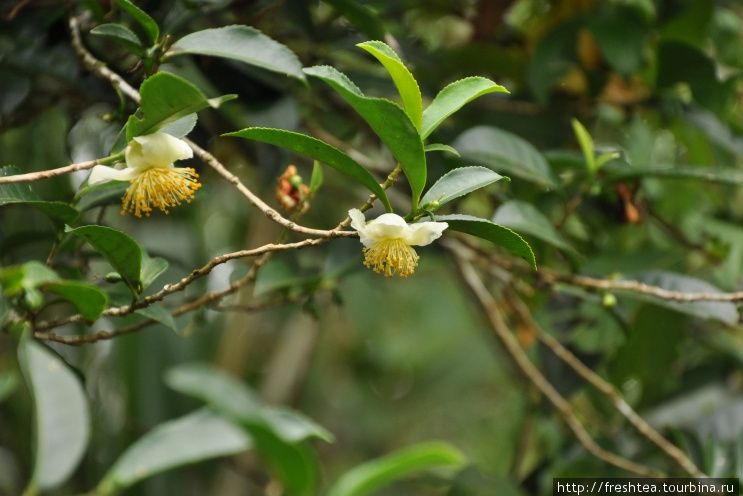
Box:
left=170, top=26, right=306, bottom=83
left=44, top=281, right=108, bottom=320
left=421, top=166, right=507, bottom=209
left=96, top=409, right=251, bottom=496
left=421, top=77, right=509, bottom=140
left=304, top=65, right=426, bottom=209
left=135, top=303, right=177, bottom=333
left=18, top=338, right=90, bottom=491
left=323, top=0, right=386, bottom=40
left=126, top=72, right=236, bottom=141
left=225, top=127, right=392, bottom=212
left=588, top=5, right=649, bottom=76
left=0, top=166, right=79, bottom=223
left=90, top=23, right=144, bottom=55
left=357, top=41, right=422, bottom=130
left=326, top=441, right=465, bottom=496
left=424, top=143, right=460, bottom=156
left=436, top=214, right=536, bottom=269
left=452, top=126, right=557, bottom=188
left=619, top=271, right=739, bottom=325
left=164, top=363, right=330, bottom=496
left=0, top=371, right=19, bottom=404
left=140, top=253, right=168, bottom=290
left=254, top=260, right=298, bottom=297
left=114, top=0, right=159, bottom=45
left=66, top=225, right=143, bottom=298
left=164, top=363, right=332, bottom=443
left=0, top=261, right=59, bottom=296
left=604, top=162, right=743, bottom=185
left=492, top=200, right=576, bottom=254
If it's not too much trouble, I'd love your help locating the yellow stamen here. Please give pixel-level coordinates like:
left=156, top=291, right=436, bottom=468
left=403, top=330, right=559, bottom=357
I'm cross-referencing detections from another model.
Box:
left=362, top=238, right=420, bottom=277
left=121, top=167, right=201, bottom=218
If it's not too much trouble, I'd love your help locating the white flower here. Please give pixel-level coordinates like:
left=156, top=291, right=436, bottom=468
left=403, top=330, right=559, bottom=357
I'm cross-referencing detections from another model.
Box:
left=349, top=208, right=448, bottom=277
left=88, top=133, right=200, bottom=218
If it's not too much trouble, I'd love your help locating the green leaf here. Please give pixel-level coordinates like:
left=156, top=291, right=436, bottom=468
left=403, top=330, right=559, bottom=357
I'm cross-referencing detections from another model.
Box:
left=452, top=126, right=557, bottom=188
left=90, top=23, right=144, bottom=55
left=126, top=72, right=236, bottom=141
left=323, top=0, right=387, bottom=39
left=421, top=166, right=507, bottom=210
left=140, top=253, right=168, bottom=290
left=571, top=118, right=596, bottom=174
left=164, top=363, right=330, bottom=496
left=309, top=160, right=324, bottom=194
left=304, top=65, right=427, bottom=210
left=618, top=271, right=739, bottom=325
left=0, top=261, right=59, bottom=296
left=44, top=281, right=108, bottom=320
left=164, top=363, right=332, bottom=443
left=170, top=26, right=306, bottom=83
left=225, top=127, right=392, bottom=212
left=67, top=225, right=143, bottom=298
left=96, top=409, right=251, bottom=496
left=604, top=163, right=743, bottom=185
left=420, top=77, right=509, bottom=140
left=114, top=0, right=159, bottom=45
left=436, top=214, right=536, bottom=269
left=18, top=338, right=90, bottom=491
left=357, top=41, right=422, bottom=131
left=492, top=200, right=576, bottom=254
left=0, top=166, right=79, bottom=224
left=0, top=371, right=19, bottom=404
left=326, top=441, right=465, bottom=496
left=425, top=143, right=460, bottom=156
left=135, top=303, right=177, bottom=333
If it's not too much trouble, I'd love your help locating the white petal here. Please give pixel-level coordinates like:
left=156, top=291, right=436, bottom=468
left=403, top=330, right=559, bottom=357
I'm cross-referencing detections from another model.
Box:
left=404, top=221, right=448, bottom=246
left=349, top=208, right=376, bottom=247
left=364, top=213, right=410, bottom=241
left=87, top=165, right=139, bottom=185
left=127, top=133, right=193, bottom=171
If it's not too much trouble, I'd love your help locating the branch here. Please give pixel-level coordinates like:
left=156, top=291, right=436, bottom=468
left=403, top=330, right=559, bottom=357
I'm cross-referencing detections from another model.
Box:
left=451, top=249, right=666, bottom=477
left=505, top=290, right=707, bottom=478
left=68, top=13, right=354, bottom=239
left=0, top=159, right=99, bottom=184
left=33, top=238, right=324, bottom=332
left=544, top=272, right=743, bottom=303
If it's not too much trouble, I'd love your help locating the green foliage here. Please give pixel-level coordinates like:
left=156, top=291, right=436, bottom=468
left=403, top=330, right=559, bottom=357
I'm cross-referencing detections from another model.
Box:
left=170, top=26, right=307, bottom=83
left=304, top=64, right=427, bottom=210
left=326, top=442, right=466, bottom=496
left=96, top=409, right=251, bottom=495
left=126, top=72, right=235, bottom=140
left=18, top=338, right=90, bottom=492
left=226, top=127, right=392, bottom=212
left=2, top=1, right=743, bottom=494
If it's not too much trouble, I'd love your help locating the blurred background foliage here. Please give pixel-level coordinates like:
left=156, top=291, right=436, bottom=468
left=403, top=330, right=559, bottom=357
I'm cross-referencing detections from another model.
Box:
left=1, top=0, right=743, bottom=495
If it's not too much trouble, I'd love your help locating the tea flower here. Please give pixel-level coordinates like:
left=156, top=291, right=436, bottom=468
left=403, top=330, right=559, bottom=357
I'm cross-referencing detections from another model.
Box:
left=349, top=208, right=448, bottom=277
left=88, top=133, right=200, bottom=218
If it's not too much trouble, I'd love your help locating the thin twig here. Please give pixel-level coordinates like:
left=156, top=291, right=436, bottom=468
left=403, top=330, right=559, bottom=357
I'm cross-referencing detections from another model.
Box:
left=505, top=290, right=707, bottom=478
left=33, top=239, right=324, bottom=333
left=452, top=251, right=666, bottom=477
left=0, top=159, right=99, bottom=184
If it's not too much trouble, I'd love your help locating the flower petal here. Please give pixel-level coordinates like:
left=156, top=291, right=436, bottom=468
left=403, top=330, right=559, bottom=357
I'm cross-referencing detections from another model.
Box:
left=404, top=221, right=448, bottom=246
left=365, top=213, right=410, bottom=241
left=87, top=164, right=139, bottom=185
left=127, top=133, right=193, bottom=171
left=349, top=208, right=376, bottom=247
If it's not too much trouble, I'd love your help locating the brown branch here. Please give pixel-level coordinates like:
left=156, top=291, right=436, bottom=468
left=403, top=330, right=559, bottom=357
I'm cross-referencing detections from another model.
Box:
left=0, top=159, right=100, bottom=184
left=452, top=251, right=666, bottom=477
left=505, top=291, right=707, bottom=478
left=33, top=239, right=324, bottom=333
